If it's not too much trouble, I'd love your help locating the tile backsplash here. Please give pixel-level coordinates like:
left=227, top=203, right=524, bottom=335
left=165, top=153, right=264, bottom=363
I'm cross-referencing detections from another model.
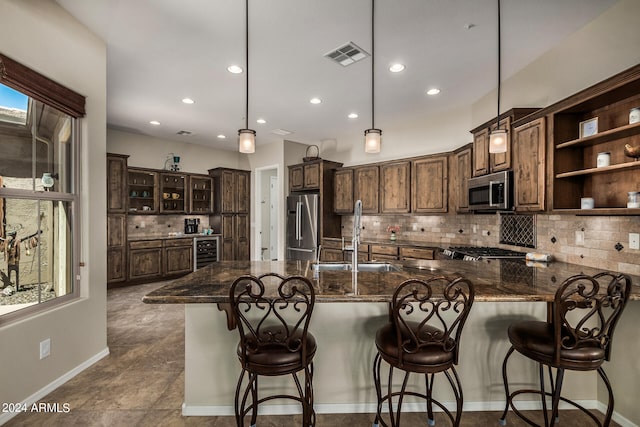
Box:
left=128, top=215, right=210, bottom=237
left=341, top=213, right=640, bottom=275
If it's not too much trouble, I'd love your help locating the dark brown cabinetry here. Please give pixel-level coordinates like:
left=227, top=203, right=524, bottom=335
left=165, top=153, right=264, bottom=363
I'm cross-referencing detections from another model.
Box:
left=288, top=160, right=329, bottom=192
left=471, top=108, right=539, bottom=177
left=128, top=240, right=163, bottom=282
left=333, top=169, right=354, bottom=214
left=288, top=160, right=343, bottom=240
left=548, top=65, right=640, bottom=214
left=452, top=144, right=472, bottom=213
left=380, top=161, right=411, bottom=213
left=160, top=172, right=187, bottom=214
left=513, top=117, right=546, bottom=212
left=107, top=154, right=128, bottom=213
left=399, top=247, right=435, bottom=260
left=210, top=168, right=251, bottom=260
left=355, top=165, right=380, bottom=214
left=164, top=238, right=193, bottom=276
left=107, top=214, right=127, bottom=284
left=189, top=175, right=213, bottom=214
left=370, top=244, right=400, bottom=261
left=107, top=154, right=129, bottom=285
left=411, top=155, right=448, bottom=213
left=127, top=168, right=158, bottom=214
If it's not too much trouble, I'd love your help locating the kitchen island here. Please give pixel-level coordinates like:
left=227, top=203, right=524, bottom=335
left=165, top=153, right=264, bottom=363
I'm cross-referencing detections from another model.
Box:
left=143, top=260, right=640, bottom=420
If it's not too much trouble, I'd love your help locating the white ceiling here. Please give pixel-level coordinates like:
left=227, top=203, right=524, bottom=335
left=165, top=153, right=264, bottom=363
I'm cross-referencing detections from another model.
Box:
left=55, top=0, right=617, bottom=152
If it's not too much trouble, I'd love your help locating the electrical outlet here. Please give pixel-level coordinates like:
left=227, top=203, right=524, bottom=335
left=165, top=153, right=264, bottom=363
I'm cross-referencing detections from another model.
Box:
left=575, top=230, right=585, bottom=246
left=140, top=221, right=145, bottom=228
left=630, top=233, right=640, bottom=250
left=481, top=230, right=489, bottom=236
left=40, top=338, right=50, bottom=359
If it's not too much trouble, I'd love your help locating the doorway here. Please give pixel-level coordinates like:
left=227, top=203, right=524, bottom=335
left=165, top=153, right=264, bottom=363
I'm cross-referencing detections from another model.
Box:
left=256, top=166, right=279, bottom=261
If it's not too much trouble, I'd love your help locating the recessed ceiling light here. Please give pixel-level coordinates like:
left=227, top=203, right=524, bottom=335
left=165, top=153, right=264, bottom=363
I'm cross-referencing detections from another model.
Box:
left=426, top=88, right=441, bottom=96
left=182, top=98, right=195, bottom=104
left=149, top=120, right=160, bottom=125
left=389, top=63, right=405, bottom=73
left=348, top=113, right=359, bottom=119
left=256, top=118, right=266, bottom=124
left=310, top=97, right=322, bottom=104
left=217, top=134, right=226, bottom=139
left=227, top=65, right=243, bottom=74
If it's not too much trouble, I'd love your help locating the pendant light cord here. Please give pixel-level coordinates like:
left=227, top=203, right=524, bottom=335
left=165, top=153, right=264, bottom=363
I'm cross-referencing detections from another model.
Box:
left=245, top=0, right=249, bottom=130
left=496, top=0, right=501, bottom=130
left=371, top=0, right=375, bottom=130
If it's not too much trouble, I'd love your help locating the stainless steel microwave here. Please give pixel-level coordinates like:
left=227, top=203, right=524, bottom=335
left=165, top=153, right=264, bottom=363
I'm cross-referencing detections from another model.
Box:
left=468, top=170, right=512, bottom=211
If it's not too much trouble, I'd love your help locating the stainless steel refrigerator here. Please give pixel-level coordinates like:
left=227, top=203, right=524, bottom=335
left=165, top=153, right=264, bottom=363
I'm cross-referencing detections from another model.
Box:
left=286, top=193, right=319, bottom=261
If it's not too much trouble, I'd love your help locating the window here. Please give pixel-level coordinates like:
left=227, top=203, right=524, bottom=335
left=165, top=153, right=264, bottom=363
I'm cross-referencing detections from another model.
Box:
left=0, top=54, right=85, bottom=323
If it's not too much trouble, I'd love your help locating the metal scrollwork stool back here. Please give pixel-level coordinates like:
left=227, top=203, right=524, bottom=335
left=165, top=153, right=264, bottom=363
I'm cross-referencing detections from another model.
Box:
left=372, top=276, right=475, bottom=427
left=229, top=273, right=317, bottom=427
left=499, top=272, right=632, bottom=427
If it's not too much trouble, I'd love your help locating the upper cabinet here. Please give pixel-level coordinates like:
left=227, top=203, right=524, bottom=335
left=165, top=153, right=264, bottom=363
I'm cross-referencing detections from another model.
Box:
left=380, top=161, right=411, bottom=213
left=513, top=117, right=546, bottom=212
left=189, top=175, right=213, bottom=214
left=355, top=165, right=380, bottom=214
left=159, top=172, right=187, bottom=214
left=549, top=65, right=640, bottom=214
left=107, top=153, right=129, bottom=214
left=471, top=108, right=540, bottom=177
left=333, top=168, right=354, bottom=214
left=288, top=160, right=337, bottom=192
left=411, top=155, right=448, bottom=213
left=452, top=144, right=472, bottom=213
left=127, top=168, right=158, bottom=214
left=211, top=168, right=250, bottom=214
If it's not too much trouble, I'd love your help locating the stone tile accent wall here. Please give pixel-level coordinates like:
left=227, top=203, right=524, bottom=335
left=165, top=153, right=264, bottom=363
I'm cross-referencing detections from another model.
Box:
left=342, top=214, right=640, bottom=275
left=128, top=215, right=210, bottom=238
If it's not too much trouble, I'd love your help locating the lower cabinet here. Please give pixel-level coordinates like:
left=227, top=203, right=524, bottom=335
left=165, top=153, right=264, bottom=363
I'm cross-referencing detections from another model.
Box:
left=399, top=247, right=435, bottom=260
left=128, top=240, right=163, bottom=282
left=107, top=214, right=127, bottom=284
left=164, top=239, right=193, bottom=276
left=128, top=238, right=195, bottom=283
left=370, top=244, right=400, bottom=261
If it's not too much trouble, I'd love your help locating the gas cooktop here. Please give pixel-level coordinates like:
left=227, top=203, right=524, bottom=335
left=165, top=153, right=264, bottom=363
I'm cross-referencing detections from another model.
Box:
left=442, top=246, right=526, bottom=261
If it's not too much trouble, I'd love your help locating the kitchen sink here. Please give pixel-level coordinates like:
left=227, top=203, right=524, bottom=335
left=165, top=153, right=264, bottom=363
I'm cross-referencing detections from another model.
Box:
left=312, top=262, right=402, bottom=272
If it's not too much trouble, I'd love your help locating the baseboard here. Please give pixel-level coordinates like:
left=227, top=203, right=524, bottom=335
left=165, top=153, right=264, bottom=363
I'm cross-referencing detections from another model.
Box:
left=597, top=401, right=639, bottom=427
left=181, top=399, right=602, bottom=417
left=0, top=347, right=110, bottom=426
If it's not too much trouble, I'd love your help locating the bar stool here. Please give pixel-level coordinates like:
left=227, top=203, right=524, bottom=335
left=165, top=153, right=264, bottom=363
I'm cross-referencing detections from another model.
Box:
left=229, top=273, right=316, bottom=427
left=372, top=276, right=475, bottom=427
left=499, top=272, right=632, bottom=427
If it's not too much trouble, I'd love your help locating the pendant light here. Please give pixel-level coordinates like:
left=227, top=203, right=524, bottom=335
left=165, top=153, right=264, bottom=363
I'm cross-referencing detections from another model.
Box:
left=238, top=0, right=256, bottom=153
left=489, top=0, right=507, bottom=154
left=364, top=0, right=381, bottom=153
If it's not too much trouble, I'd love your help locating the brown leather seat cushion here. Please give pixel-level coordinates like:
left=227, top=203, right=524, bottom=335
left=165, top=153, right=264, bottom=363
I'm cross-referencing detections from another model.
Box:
left=508, top=320, right=605, bottom=370
left=375, top=321, right=455, bottom=373
left=237, top=325, right=316, bottom=375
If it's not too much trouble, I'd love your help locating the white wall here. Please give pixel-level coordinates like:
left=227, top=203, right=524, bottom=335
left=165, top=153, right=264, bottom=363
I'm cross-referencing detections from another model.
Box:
left=0, top=0, right=108, bottom=416
left=107, top=128, right=245, bottom=174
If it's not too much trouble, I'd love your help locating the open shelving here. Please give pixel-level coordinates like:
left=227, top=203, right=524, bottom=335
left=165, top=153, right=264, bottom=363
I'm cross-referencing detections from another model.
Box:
left=551, top=64, right=640, bottom=214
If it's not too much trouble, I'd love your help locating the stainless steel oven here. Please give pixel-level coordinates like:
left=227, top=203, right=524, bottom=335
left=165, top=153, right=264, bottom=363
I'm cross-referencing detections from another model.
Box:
left=194, top=236, right=220, bottom=271
left=468, top=170, right=512, bottom=211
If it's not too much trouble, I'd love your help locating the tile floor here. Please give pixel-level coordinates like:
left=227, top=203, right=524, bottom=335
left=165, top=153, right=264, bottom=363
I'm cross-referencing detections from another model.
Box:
left=6, top=282, right=620, bottom=426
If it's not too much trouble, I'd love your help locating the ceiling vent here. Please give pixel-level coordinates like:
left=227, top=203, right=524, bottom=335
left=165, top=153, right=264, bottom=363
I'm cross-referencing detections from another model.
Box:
left=176, top=130, right=193, bottom=136
left=325, top=42, right=369, bottom=67
left=271, top=129, right=293, bottom=136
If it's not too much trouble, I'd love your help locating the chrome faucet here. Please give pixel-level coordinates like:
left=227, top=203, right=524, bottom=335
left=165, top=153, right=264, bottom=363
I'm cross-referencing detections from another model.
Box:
left=352, top=199, right=362, bottom=272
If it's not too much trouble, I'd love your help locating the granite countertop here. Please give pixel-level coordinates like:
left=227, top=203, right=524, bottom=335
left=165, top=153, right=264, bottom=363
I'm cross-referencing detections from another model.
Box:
left=323, top=237, right=443, bottom=248
left=128, top=233, right=221, bottom=241
left=143, top=260, right=640, bottom=304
